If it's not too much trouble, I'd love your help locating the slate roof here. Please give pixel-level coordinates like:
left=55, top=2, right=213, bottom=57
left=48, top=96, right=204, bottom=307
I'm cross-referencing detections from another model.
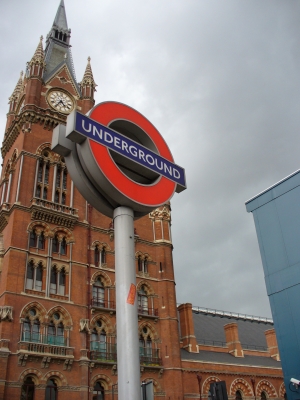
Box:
left=179, top=307, right=281, bottom=368
left=192, top=309, right=274, bottom=350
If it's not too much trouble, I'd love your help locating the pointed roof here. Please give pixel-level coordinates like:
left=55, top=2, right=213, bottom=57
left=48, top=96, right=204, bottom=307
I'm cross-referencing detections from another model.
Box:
left=29, top=36, right=46, bottom=67
left=43, top=0, right=80, bottom=93
left=80, top=57, right=97, bottom=89
left=53, top=0, right=68, bottom=31
left=9, top=71, right=24, bottom=103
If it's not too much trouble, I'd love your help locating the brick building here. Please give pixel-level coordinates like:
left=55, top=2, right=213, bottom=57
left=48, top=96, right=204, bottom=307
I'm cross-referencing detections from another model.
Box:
left=0, top=1, right=284, bottom=399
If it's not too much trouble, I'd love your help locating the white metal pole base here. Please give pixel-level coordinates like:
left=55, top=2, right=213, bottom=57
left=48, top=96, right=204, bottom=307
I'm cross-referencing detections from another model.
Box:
left=113, top=206, right=140, bottom=400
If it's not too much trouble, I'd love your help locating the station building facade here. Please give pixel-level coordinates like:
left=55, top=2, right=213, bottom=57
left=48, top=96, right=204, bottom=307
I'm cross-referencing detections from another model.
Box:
left=0, top=1, right=284, bottom=399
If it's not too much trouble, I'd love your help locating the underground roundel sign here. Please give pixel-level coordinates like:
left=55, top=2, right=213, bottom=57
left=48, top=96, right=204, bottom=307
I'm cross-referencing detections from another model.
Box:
left=52, top=101, right=186, bottom=219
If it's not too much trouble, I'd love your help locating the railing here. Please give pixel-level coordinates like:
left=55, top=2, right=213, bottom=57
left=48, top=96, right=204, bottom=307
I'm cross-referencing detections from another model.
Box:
left=90, top=345, right=161, bottom=365
left=189, top=305, right=273, bottom=324
left=242, top=343, right=268, bottom=351
left=91, top=298, right=116, bottom=310
left=139, top=347, right=161, bottom=365
left=32, top=197, right=78, bottom=216
left=25, top=342, right=67, bottom=356
left=197, top=339, right=268, bottom=351
left=198, top=339, right=227, bottom=347
left=90, top=344, right=117, bottom=362
left=21, top=332, right=67, bottom=347
left=138, top=307, right=158, bottom=317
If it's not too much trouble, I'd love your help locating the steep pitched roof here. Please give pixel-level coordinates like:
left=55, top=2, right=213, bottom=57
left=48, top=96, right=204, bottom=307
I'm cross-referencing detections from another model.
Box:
left=29, top=36, right=46, bottom=67
left=43, top=0, right=80, bottom=93
left=9, top=71, right=24, bottom=103
left=80, top=57, right=97, bottom=89
left=53, top=0, right=68, bottom=31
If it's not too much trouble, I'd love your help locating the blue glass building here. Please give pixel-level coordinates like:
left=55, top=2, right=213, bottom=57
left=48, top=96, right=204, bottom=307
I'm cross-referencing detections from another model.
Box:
left=246, top=170, right=300, bottom=400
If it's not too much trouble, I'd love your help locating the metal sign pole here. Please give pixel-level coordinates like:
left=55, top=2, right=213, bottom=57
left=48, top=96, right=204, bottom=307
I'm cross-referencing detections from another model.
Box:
left=113, top=206, right=140, bottom=400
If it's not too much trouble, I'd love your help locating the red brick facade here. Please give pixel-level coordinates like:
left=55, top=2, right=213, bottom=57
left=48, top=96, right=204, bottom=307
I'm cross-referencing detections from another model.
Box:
left=0, top=2, right=284, bottom=400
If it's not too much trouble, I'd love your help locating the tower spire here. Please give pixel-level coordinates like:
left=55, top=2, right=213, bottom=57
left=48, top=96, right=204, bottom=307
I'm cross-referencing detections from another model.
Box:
left=43, top=0, right=79, bottom=91
left=27, top=36, right=46, bottom=77
left=80, top=57, right=97, bottom=98
left=8, top=71, right=24, bottom=106
left=79, top=57, right=97, bottom=113
left=53, top=0, right=69, bottom=31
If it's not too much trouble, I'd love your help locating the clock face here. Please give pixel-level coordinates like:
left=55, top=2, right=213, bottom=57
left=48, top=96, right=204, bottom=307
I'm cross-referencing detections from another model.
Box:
left=47, top=90, right=74, bottom=114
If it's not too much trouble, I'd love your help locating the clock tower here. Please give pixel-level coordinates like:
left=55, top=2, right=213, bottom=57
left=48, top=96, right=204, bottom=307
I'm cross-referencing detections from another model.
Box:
left=0, top=1, right=183, bottom=399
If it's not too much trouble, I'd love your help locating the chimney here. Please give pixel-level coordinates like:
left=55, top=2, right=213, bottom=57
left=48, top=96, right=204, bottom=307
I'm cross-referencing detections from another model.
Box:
left=224, top=323, right=244, bottom=357
left=265, top=328, right=280, bottom=361
left=178, top=303, right=198, bottom=353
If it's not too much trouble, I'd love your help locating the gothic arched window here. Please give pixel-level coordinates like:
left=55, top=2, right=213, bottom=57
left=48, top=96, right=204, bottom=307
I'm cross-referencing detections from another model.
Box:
left=59, top=268, right=66, bottom=295
left=29, top=229, right=45, bottom=250
left=92, top=278, right=105, bottom=307
left=50, top=267, right=66, bottom=296
left=93, top=381, right=105, bottom=400
left=52, top=235, right=59, bottom=253
left=60, top=238, right=67, bottom=255
left=26, top=261, right=34, bottom=289
left=91, top=326, right=107, bottom=355
left=21, top=376, right=35, bottom=400
left=95, top=246, right=100, bottom=265
left=50, top=266, right=58, bottom=294
left=45, top=378, right=58, bottom=400
left=54, top=163, right=67, bottom=205
left=38, top=232, right=45, bottom=250
left=139, top=334, right=153, bottom=360
left=52, top=235, right=67, bottom=255
left=94, top=245, right=106, bottom=266
left=29, top=230, right=37, bottom=247
left=26, top=261, right=43, bottom=291
left=21, top=309, right=40, bottom=343
left=47, top=315, right=65, bottom=346
left=101, top=247, right=106, bottom=264
left=35, top=262, right=43, bottom=291
left=35, top=156, right=50, bottom=200
left=138, top=286, right=148, bottom=315
left=138, top=256, right=148, bottom=273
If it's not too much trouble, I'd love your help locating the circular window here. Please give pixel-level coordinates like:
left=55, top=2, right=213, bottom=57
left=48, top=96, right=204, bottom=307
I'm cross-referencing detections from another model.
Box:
left=96, top=320, right=102, bottom=328
left=29, top=308, right=36, bottom=316
left=53, top=312, right=60, bottom=320
left=143, top=327, right=148, bottom=334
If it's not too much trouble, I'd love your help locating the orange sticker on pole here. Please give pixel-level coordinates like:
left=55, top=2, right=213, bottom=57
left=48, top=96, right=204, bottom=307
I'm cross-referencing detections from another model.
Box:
left=127, top=284, right=136, bottom=305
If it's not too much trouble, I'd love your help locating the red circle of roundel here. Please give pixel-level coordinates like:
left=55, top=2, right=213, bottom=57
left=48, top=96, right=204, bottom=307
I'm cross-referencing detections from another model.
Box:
left=89, top=102, right=176, bottom=206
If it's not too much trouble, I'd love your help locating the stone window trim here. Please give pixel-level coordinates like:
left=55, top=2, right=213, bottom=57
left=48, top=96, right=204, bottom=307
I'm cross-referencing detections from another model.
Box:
left=136, top=252, right=152, bottom=275
left=91, top=241, right=111, bottom=268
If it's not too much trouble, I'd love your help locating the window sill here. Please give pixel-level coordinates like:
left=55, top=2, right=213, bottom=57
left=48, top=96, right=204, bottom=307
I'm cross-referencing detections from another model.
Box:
left=25, top=289, right=45, bottom=297
left=50, top=293, right=68, bottom=301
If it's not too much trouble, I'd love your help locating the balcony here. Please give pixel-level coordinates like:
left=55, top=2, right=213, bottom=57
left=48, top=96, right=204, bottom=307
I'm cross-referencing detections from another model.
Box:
left=91, top=298, right=116, bottom=312
left=30, top=197, right=78, bottom=228
left=18, top=333, right=74, bottom=368
left=138, top=306, right=158, bottom=319
left=139, top=347, right=161, bottom=366
left=21, top=332, right=66, bottom=346
left=90, top=345, right=161, bottom=366
left=90, top=344, right=117, bottom=363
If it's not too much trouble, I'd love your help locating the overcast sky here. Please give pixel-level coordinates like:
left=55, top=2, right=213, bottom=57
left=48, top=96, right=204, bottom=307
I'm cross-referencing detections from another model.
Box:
left=1, top=1, right=300, bottom=319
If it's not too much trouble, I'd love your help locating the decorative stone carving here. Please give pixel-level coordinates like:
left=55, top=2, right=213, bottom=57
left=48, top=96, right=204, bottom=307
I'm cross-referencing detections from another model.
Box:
left=79, top=319, right=90, bottom=332
left=0, top=306, right=13, bottom=321
left=149, top=206, right=171, bottom=221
